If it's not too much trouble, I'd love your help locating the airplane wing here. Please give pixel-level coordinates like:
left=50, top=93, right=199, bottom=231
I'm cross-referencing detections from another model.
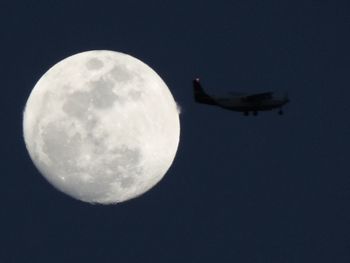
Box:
left=242, top=92, right=273, bottom=102
left=228, top=91, right=246, bottom=97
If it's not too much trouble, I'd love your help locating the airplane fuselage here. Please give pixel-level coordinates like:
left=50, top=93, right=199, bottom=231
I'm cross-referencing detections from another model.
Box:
left=215, top=97, right=289, bottom=112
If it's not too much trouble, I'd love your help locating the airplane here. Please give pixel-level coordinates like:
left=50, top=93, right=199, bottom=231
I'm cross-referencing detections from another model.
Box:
left=193, top=78, right=289, bottom=116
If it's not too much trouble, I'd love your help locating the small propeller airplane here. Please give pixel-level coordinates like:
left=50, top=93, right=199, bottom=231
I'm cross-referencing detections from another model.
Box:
left=193, top=78, right=289, bottom=116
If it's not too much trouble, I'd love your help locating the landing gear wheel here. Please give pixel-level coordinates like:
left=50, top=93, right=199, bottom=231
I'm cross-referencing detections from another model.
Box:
left=278, top=109, right=284, bottom=115
left=253, top=111, right=258, bottom=116
left=244, top=111, right=249, bottom=116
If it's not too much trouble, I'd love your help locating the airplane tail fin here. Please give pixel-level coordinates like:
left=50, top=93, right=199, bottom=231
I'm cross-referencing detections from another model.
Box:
left=193, top=78, right=217, bottom=105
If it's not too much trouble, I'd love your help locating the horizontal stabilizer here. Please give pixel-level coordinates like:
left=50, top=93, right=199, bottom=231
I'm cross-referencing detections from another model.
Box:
left=228, top=91, right=246, bottom=97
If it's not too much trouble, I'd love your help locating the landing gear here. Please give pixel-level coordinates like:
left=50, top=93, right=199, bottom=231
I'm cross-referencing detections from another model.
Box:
left=278, top=109, right=284, bottom=115
left=253, top=111, right=258, bottom=116
left=244, top=111, right=249, bottom=116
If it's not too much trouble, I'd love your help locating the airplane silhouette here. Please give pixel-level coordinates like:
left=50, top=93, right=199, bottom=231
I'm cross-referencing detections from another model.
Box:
left=193, top=78, right=289, bottom=116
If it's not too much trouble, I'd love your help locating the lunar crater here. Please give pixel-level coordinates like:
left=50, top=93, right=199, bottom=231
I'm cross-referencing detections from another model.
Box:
left=89, top=78, right=119, bottom=108
left=62, top=91, right=92, bottom=119
left=86, top=58, right=104, bottom=70
left=109, top=64, right=134, bottom=83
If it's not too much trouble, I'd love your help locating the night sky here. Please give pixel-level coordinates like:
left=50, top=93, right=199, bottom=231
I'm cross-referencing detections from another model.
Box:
left=2, top=1, right=350, bottom=262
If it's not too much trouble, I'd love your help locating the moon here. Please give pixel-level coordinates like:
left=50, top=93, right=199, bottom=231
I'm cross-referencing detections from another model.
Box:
left=23, top=50, right=180, bottom=204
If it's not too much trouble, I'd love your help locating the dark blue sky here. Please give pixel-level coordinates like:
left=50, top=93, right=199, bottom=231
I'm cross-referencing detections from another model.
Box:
left=2, top=1, right=350, bottom=262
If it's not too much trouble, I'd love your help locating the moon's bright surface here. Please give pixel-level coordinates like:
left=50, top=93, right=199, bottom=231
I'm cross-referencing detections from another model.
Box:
left=23, top=50, right=180, bottom=204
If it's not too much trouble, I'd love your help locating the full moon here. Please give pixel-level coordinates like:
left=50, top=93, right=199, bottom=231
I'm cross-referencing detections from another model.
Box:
left=23, top=50, right=180, bottom=204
